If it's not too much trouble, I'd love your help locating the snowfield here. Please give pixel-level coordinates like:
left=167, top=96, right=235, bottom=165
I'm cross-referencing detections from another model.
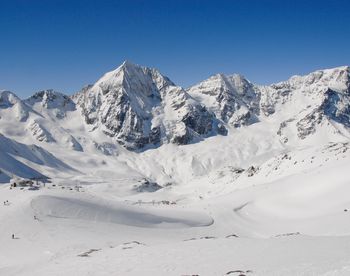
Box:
left=31, top=195, right=213, bottom=228
left=1, top=63, right=350, bottom=275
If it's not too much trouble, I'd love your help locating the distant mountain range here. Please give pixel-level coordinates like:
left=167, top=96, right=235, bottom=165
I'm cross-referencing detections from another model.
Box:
left=0, top=62, right=349, bottom=183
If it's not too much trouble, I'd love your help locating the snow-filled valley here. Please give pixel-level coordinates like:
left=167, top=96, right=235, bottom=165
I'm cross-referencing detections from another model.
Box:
left=1, top=62, right=350, bottom=275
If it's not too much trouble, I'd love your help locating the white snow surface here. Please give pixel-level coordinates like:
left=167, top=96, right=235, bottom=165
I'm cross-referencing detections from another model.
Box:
left=1, top=64, right=350, bottom=275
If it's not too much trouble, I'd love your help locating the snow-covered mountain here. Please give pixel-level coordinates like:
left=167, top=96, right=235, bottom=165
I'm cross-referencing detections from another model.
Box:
left=1, top=63, right=350, bottom=276
left=187, top=73, right=259, bottom=127
left=188, top=66, right=350, bottom=140
left=25, top=89, right=76, bottom=119
left=74, top=61, right=223, bottom=149
left=0, top=63, right=349, bottom=183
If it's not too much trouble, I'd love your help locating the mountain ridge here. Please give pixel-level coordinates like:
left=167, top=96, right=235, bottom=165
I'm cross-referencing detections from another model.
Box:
left=0, top=62, right=349, bottom=183
left=70, top=63, right=350, bottom=150
left=1, top=63, right=349, bottom=148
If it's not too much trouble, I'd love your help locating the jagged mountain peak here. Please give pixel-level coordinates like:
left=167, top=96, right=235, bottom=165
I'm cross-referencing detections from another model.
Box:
left=270, top=65, right=350, bottom=92
left=27, top=89, right=69, bottom=103
left=118, top=60, right=154, bottom=74
left=187, top=72, right=258, bottom=127
left=100, top=60, right=141, bottom=80
left=73, top=61, right=223, bottom=150
left=30, top=89, right=66, bottom=97
left=93, top=61, right=175, bottom=94
left=0, top=90, right=31, bottom=122
left=212, top=72, right=249, bottom=83
left=188, top=72, right=255, bottom=100
left=0, top=90, right=22, bottom=107
left=25, top=89, right=76, bottom=115
left=121, top=59, right=135, bottom=67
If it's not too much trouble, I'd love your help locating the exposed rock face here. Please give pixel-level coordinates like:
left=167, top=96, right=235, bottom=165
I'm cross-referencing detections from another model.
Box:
left=93, top=142, right=118, bottom=156
left=28, top=120, right=56, bottom=143
left=259, top=66, right=350, bottom=114
left=25, top=89, right=76, bottom=119
left=321, top=88, right=350, bottom=127
left=74, top=61, right=220, bottom=150
left=217, top=123, right=228, bottom=135
left=187, top=74, right=259, bottom=128
left=246, top=165, right=259, bottom=177
left=296, top=110, right=323, bottom=139
left=133, top=178, right=163, bottom=193
left=181, top=105, right=213, bottom=135
left=189, top=66, right=350, bottom=142
left=267, top=66, right=350, bottom=140
left=0, top=90, right=21, bottom=108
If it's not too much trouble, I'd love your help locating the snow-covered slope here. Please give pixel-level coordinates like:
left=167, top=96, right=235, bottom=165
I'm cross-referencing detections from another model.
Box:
left=0, top=90, right=32, bottom=122
left=1, top=63, right=350, bottom=275
left=0, top=133, right=73, bottom=183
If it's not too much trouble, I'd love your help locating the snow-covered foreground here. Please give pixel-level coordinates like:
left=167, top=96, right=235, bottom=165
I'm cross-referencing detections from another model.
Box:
left=1, top=143, right=350, bottom=276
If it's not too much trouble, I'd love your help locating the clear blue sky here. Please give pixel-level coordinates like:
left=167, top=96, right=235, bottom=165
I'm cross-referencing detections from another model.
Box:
left=1, top=0, right=350, bottom=97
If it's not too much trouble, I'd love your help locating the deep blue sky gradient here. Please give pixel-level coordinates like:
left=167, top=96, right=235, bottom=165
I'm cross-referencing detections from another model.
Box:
left=1, top=0, right=350, bottom=97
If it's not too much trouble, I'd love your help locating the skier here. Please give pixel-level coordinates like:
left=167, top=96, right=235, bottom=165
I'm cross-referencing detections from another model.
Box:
left=12, top=234, right=15, bottom=239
